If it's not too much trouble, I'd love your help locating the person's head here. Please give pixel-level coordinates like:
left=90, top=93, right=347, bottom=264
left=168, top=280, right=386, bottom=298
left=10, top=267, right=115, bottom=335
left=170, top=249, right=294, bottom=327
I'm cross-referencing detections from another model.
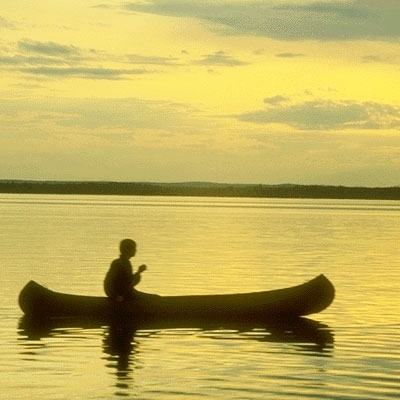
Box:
left=119, top=238, right=136, bottom=258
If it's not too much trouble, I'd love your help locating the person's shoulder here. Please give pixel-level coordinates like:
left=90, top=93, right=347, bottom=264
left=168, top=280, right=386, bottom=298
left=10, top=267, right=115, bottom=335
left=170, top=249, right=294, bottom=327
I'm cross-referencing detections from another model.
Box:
left=111, top=257, right=131, bottom=268
left=110, top=258, right=122, bottom=268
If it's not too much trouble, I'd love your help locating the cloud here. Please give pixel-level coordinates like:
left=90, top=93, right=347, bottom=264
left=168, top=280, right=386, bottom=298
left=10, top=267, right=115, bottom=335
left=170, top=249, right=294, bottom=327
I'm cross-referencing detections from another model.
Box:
left=19, top=66, right=149, bottom=79
left=18, top=40, right=81, bottom=57
left=126, top=53, right=181, bottom=66
left=361, top=53, right=400, bottom=65
left=1, top=37, right=248, bottom=80
left=237, top=99, right=400, bottom=130
left=0, top=15, right=15, bottom=29
left=194, top=51, right=247, bottom=67
left=0, top=39, right=160, bottom=80
left=0, top=97, right=209, bottom=133
left=276, top=52, right=305, bottom=58
left=263, top=95, right=289, bottom=105
left=121, top=0, right=400, bottom=41
left=1, top=39, right=88, bottom=68
left=274, top=1, right=373, bottom=19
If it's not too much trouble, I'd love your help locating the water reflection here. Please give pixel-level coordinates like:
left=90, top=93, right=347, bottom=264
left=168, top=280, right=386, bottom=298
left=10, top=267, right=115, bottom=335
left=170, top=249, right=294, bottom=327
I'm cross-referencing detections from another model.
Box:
left=102, top=320, right=138, bottom=396
left=19, top=315, right=333, bottom=352
left=103, top=319, right=138, bottom=373
left=100, top=317, right=332, bottom=385
left=18, top=315, right=334, bottom=396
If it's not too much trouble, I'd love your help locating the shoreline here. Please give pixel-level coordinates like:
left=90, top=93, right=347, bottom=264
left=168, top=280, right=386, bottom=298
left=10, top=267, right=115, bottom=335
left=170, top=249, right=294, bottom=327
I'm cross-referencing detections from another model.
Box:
left=1, top=180, right=400, bottom=200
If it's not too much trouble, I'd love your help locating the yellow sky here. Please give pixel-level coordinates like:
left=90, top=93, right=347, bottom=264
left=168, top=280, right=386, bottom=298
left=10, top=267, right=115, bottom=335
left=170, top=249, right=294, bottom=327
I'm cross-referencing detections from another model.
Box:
left=1, top=1, right=400, bottom=185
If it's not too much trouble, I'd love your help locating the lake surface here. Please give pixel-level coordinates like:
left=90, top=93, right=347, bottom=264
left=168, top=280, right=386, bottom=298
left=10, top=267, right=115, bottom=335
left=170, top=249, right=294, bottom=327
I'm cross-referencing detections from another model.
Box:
left=0, top=194, right=399, bottom=399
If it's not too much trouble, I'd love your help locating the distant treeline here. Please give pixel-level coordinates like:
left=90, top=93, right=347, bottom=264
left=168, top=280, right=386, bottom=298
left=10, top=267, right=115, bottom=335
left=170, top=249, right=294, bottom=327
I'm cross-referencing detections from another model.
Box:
left=1, top=180, right=400, bottom=200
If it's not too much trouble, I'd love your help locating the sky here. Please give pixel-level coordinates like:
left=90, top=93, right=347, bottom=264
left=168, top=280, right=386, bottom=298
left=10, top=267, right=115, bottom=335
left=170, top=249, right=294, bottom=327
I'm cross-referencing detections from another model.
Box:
left=1, top=0, right=400, bottom=186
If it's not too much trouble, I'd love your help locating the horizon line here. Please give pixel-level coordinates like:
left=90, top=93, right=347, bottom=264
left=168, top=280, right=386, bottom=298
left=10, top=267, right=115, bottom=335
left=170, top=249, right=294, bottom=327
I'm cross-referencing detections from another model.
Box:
left=0, top=179, right=399, bottom=189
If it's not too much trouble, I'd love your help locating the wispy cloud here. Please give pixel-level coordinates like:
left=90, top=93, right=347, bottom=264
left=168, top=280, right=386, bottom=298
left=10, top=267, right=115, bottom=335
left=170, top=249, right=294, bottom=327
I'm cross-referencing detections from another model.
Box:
left=263, top=95, right=289, bottom=105
left=19, top=66, right=149, bottom=80
left=1, top=37, right=250, bottom=80
left=18, top=39, right=81, bottom=57
left=361, top=53, right=400, bottom=65
left=0, top=97, right=208, bottom=133
left=194, top=51, right=247, bottom=67
left=121, top=0, right=400, bottom=41
left=0, top=15, right=15, bottom=29
left=126, top=53, right=182, bottom=66
left=276, top=52, right=305, bottom=58
left=237, top=99, right=400, bottom=130
left=0, top=39, right=159, bottom=80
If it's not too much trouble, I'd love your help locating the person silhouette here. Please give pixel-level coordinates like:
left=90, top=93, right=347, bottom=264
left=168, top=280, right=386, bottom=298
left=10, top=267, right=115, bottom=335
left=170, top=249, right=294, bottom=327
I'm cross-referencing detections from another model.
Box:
left=104, top=239, right=147, bottom=302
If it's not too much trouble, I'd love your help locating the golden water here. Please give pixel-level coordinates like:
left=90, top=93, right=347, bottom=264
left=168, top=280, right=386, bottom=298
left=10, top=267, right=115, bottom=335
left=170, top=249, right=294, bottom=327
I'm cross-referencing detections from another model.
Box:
left=0, top=195, right=399, bottom=399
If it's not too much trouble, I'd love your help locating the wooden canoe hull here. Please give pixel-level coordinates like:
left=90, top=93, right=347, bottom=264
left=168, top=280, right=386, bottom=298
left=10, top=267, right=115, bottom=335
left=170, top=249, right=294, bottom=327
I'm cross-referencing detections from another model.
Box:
left=18, top=274, right=334, bottom=321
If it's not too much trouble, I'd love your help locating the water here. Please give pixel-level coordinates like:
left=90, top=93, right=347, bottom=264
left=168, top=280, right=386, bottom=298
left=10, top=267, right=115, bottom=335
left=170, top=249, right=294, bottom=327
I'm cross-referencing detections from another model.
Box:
left=0, top=194, right=399, bottom=399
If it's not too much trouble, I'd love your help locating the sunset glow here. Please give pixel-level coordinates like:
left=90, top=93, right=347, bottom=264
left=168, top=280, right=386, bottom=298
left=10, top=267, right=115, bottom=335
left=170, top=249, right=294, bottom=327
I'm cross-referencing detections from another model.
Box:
left=1, top=1, right=399, bottom=185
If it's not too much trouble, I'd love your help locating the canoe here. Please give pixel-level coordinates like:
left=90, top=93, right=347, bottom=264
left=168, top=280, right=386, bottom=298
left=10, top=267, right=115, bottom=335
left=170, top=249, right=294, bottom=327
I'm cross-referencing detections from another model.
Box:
left=18, top=274, right=334, bottom=321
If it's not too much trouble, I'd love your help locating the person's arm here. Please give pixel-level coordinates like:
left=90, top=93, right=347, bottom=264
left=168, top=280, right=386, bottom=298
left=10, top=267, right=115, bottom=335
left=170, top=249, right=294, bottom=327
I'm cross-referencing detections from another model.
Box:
left=132, top=264, right=147, bottom=287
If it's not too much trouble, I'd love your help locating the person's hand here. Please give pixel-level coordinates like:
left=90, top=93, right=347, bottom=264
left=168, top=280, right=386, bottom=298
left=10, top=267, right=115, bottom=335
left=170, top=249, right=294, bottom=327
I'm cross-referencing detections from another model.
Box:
left=115, top=295, right=124, bottom=302
left=138, top=264, right=147, bottom=273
